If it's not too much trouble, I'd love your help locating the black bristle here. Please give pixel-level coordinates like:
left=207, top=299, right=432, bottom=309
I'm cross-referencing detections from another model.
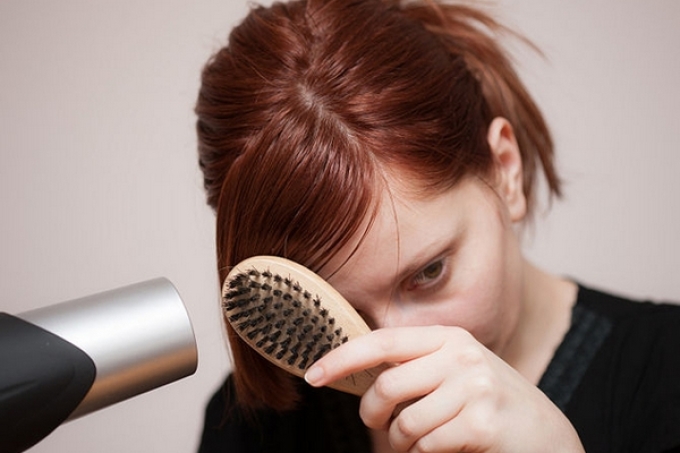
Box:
left=228, top=279, right=240, bottom=289
left=227, top=313, right=243, bottom=322
left=225, top=287, right=250, bottom=299
left=287, top=353, right=299, bottom=366
left=247, top=329, right=260, bottom=340
left=312, top=344, right=331, bottom=362
left=269, top=330, right=281, bottom=342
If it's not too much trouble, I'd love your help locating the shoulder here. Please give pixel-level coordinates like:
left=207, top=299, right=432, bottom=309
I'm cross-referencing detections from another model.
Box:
left=197, top=375, right=251, bottom=453
left=197, top=375, right=297, bottom=453
left=568, top=284, right=680, bottom=452
left=567, top=284, right=680, bottom=381
left=576, top=284, right=680, bottom=320
left=575, top=284, right=680, bottom=351
left=574, top=283, right=680, bottom=383
left=197, top=374, right=370, bottom=453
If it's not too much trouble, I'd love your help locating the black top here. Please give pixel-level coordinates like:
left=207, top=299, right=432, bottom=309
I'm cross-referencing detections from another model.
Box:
left=197, top=285, right=680, bottom=452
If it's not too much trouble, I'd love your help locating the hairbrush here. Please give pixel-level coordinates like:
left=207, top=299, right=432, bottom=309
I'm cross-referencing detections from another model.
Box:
left=222, top=255, right=387, bottom=395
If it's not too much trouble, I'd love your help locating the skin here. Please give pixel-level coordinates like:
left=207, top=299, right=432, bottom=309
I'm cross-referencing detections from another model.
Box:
left=304, top=118, right=584, bottom=453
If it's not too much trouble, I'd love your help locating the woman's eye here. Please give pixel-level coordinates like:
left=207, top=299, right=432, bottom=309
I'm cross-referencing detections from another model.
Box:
left=408, top=260, right=445, bottom=290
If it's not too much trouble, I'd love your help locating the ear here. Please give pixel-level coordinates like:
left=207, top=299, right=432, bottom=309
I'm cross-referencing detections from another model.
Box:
left=487, top=117, right=527, bottom=223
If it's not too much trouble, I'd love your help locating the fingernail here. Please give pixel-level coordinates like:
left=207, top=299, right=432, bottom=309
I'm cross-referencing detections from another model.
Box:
left=304, top=365, right=324, bottom=386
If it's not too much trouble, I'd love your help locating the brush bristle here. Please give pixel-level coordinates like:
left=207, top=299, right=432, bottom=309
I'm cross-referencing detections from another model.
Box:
left=223, top=268, right=350, bottom=372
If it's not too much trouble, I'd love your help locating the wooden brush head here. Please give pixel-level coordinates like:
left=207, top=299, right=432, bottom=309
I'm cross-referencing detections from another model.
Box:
left=222, top=255, right=385, bottom=395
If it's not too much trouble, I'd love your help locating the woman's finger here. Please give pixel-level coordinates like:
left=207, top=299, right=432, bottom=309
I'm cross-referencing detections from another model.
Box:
left=305, top=325, right=467, bottom=387
left=406, top=406, right=497, bottom=453
left=387, top=379, right=466, bottom=451
left=359, top=351, right=447, bottom=429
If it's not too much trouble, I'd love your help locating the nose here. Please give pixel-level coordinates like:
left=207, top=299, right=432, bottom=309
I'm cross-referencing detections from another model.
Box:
left=357, top=299, right=404, bottom=330
left=356, top=309, right=379, bottom=330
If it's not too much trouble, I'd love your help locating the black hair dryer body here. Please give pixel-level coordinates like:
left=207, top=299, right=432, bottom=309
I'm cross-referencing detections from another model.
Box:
left=0, top=278, right=198, bottom=453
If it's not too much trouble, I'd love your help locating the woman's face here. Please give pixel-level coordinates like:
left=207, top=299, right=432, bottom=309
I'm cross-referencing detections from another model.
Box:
left=321, top=175, right=526, bottom=356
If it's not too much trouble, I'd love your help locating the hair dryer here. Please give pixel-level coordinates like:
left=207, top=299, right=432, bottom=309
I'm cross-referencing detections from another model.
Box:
left=0, top=278, right=198, bottom=453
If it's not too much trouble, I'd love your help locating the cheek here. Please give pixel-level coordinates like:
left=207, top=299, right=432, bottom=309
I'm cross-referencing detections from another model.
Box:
left=421, top=239, right=518, bottom=346
left=457, top=290, right=509, bottom=348
left=463, top=220, right=522, bottom=329
left=395, top=280, right=504, bottom=339
left=458, top=250, right=522, bottom=349
left=442, top=287, right=504, bottom=341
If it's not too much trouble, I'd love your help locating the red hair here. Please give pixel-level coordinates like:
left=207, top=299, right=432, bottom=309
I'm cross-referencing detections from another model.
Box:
left=195, top=0, right=560, bottom=411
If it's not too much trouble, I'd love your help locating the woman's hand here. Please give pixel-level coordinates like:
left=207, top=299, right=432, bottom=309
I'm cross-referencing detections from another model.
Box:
left=304, top=325, right=584, bottom=453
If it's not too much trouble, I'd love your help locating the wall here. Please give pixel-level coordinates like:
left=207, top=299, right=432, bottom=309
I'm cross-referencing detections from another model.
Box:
left=0, top=1, right=678, bottom=452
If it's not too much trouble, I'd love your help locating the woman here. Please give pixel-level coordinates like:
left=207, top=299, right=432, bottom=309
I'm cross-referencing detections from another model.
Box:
left=195, top=0, right=680, bottom=451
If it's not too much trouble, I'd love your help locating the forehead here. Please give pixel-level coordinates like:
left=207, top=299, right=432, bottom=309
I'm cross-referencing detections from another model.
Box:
left=320, top=175, right=492, bottom=294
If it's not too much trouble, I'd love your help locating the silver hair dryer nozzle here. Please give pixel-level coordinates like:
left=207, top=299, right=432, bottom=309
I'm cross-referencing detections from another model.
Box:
left=18, top=277, right=198, bottom=419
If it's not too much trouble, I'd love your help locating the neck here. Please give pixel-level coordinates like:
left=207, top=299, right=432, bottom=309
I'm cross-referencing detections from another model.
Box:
left=501, top=260, right=577, bottom=384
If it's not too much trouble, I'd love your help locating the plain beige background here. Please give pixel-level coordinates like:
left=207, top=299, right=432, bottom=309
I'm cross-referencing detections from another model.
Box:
left=1, top=0, right=678, bottom=452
